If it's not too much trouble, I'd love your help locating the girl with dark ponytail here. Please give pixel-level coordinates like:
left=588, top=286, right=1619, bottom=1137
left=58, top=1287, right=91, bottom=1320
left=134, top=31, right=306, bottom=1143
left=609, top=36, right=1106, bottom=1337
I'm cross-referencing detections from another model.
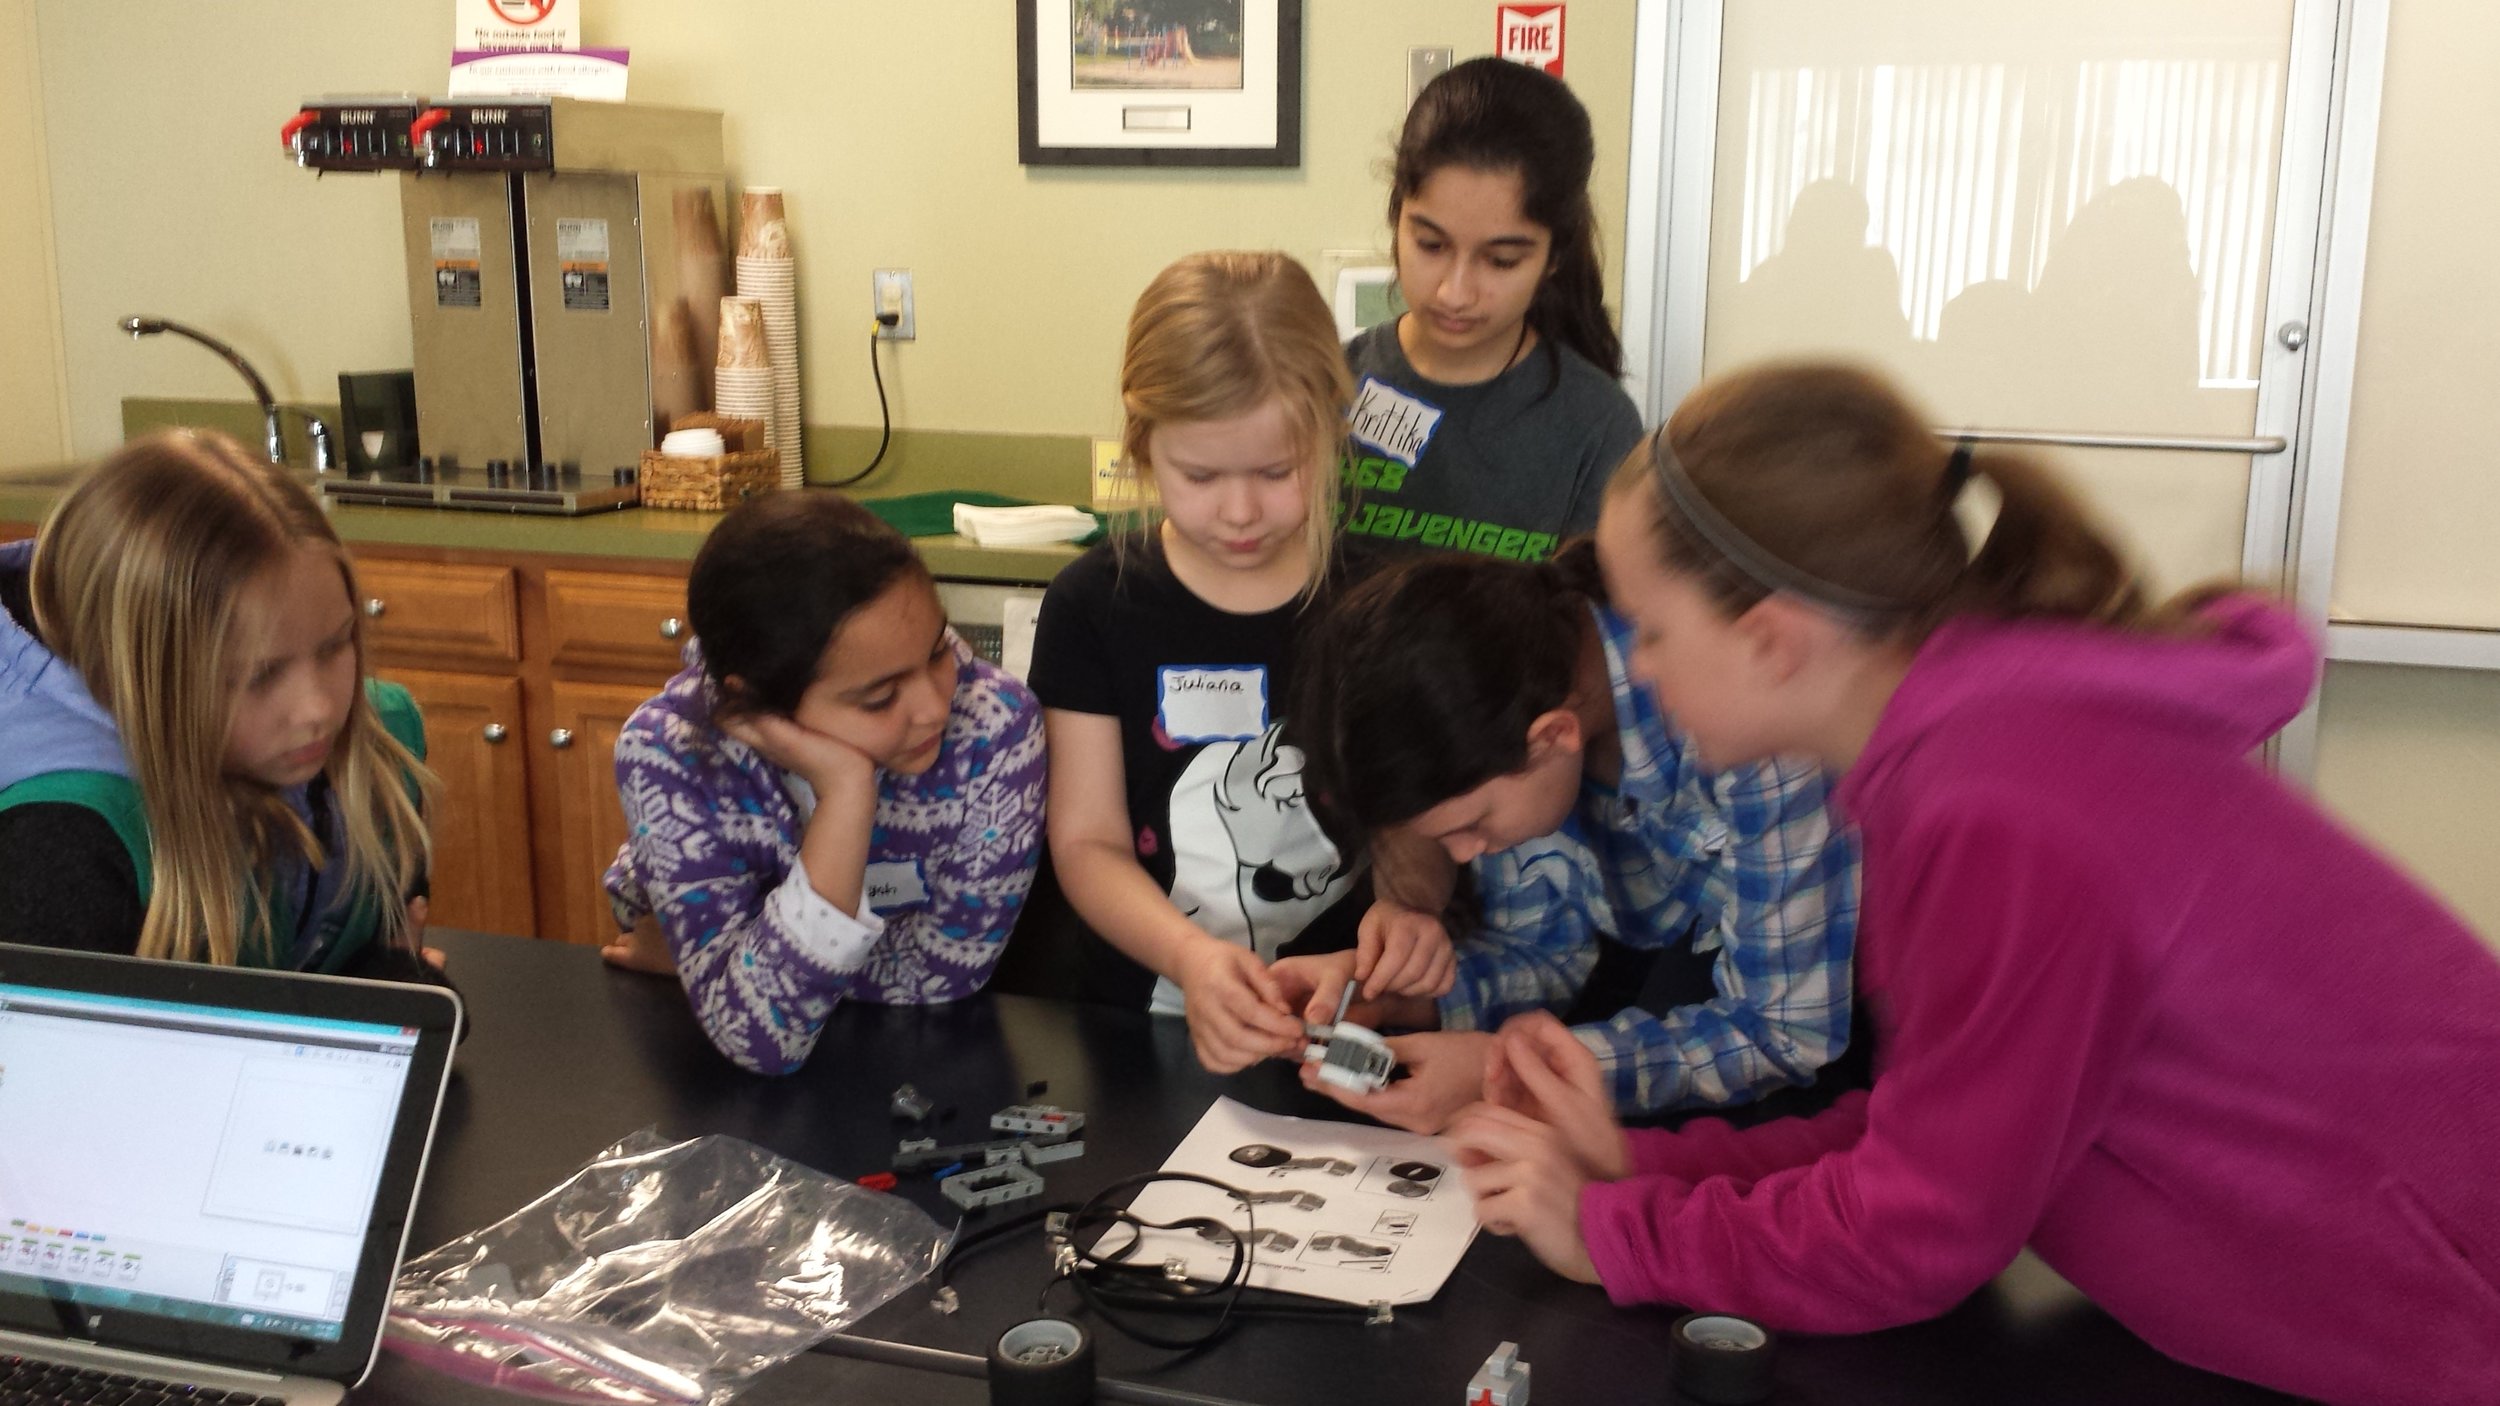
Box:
left=1275, top=542, right=1861, bottom=1136
left=1451, top=360, right=2500, bottom=1406
left=1338, top=57, right=1644, bottom=565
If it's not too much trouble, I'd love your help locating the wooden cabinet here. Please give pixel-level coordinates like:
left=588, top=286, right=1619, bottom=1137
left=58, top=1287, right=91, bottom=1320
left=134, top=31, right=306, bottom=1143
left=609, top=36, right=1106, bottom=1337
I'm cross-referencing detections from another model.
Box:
left=358, top=561, right=521, bottom=663
left=359, top=548, right=687, bottom=946
left=544, top=569, right=690, bottom=673
left=389, top=668, right=536, bottom=939
left=541, top=680, right=665, bottom=949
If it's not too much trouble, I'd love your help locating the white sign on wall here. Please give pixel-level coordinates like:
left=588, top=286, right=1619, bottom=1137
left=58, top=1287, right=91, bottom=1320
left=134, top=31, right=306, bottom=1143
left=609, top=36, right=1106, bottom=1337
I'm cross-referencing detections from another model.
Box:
left=455, top=0, right=578, bottom=53
left=1495, top=4, right=1566, bottom=77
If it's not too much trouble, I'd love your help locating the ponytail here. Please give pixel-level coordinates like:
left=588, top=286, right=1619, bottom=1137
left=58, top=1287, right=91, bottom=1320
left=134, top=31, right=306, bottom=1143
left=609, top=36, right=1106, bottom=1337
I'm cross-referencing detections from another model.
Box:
left=1949, top=449, right=2150, bottom=627
left=1622, top=361, right=2194, bottom=641
left=1291, top=552, right=1596, bottom=843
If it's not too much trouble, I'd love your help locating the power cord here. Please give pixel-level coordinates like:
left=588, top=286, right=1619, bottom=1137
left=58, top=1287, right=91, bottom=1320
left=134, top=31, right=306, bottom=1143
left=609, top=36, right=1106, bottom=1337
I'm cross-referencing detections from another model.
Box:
left=820, top=317, right=896, bottom=489
left=852, top=1171, right=1378, bottom=1363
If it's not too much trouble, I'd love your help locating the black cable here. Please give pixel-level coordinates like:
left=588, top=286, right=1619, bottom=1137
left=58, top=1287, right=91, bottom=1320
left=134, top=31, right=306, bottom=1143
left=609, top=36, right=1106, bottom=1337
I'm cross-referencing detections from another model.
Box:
left=820, top=323, right=893, bottom=490
left=849, top=1169, right=1375, bottom=1367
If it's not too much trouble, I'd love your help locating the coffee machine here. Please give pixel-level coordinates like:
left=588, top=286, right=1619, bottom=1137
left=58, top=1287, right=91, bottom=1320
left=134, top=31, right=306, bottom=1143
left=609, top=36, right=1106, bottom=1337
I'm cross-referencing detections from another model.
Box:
left=285, top=97, right=727, bottom=512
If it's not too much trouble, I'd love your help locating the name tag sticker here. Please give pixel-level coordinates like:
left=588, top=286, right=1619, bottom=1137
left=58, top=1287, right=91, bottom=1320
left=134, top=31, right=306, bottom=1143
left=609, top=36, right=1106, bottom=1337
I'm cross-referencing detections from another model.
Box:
left=1157, top=666, right=1270, bottom=743
left=1349, top=377, right=1445, bottom=468
left=862, top=859, right=930, bottom=913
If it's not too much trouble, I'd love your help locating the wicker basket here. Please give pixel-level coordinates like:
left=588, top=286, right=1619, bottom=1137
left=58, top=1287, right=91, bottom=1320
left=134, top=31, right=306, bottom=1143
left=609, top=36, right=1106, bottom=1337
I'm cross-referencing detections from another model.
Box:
left=669, top=412, right=768, bottom=453
left=639, top=414, right=780, bottom=510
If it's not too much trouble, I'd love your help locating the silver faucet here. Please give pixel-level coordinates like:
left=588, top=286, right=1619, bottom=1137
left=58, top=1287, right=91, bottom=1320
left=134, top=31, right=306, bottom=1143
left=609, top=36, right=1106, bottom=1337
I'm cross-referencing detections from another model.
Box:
left=118, top=315, right=329, bottom=470
left=281, top=406, right=337, bottom=474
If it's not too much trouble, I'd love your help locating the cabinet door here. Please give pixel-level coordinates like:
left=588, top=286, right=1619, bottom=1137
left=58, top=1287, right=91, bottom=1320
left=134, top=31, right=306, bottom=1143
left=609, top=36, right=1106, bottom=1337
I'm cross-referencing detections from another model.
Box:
left=544, top=569, right=690, bottom=674
left=382, top=667, right=536, bottom=939
left=540, top=679, right=666, bottom=946
left=357, top=561, right=521, bottom=665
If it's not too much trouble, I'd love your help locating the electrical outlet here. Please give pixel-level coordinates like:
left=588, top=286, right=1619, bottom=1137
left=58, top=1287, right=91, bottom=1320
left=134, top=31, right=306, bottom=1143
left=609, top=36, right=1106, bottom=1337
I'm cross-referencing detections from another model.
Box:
left=873, top=268, right=915, bottom=340
left=1408, top=47, right=1453, bottom=107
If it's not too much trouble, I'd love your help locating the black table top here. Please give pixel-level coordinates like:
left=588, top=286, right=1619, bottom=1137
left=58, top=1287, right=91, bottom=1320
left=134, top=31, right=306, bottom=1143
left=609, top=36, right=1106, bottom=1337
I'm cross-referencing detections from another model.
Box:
left=356, top=932, right=2298, bottom=1405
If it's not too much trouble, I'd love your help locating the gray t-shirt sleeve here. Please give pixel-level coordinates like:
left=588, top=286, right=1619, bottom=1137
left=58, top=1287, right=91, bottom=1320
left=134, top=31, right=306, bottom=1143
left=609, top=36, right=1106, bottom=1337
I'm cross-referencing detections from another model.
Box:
left=1343, top=322, right=1644, bottom=560
left=1561, top=385, right=1649, bottom=539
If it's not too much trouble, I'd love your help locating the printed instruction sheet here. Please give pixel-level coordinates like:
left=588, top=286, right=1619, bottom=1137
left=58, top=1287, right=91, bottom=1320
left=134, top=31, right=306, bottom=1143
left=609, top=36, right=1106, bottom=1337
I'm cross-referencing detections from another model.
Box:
left=1114, top=1097, right=1478, bottom=1306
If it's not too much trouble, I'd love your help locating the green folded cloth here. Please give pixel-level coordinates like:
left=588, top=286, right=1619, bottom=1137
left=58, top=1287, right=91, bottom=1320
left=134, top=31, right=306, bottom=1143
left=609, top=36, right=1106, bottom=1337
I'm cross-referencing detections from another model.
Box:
left=857, top=489, right=1106, bottom=545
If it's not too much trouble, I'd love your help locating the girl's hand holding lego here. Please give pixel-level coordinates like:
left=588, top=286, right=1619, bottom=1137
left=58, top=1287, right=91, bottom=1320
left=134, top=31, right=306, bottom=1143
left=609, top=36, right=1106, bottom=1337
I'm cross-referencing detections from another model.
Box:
left=1178, top=939, right=1306, bottom=1073
left=720, top=710, right=879, bottom=795
left=1270, top=950, right=1361, bottom=1024
left=1355, top=897, right=1458, bottom=1000
left=1300, top=1029, right=1493, bottom=1133
left=1272, top=950, right=1440, bottom=1031
left=1447, top=1103, right=1600, bottom=1284
left=1485, top=1011, right=1628, bottom=1181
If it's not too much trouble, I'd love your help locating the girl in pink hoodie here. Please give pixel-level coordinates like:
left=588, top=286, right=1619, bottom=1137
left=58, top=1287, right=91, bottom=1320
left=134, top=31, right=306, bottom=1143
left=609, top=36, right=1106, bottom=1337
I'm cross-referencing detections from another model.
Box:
left=1448, top=363, right=2500, bottom=1405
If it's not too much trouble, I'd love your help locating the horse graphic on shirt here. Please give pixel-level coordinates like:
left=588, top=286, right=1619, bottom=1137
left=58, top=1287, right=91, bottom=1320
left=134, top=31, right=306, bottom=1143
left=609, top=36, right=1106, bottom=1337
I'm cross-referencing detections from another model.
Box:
left=1167, top=721, right=1351, bottom=959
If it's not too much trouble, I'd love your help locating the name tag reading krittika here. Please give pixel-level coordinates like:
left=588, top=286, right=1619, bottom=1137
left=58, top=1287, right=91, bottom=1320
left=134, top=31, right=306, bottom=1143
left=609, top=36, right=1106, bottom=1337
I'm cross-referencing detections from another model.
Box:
left=1349, top=377, right=1445, bottom=469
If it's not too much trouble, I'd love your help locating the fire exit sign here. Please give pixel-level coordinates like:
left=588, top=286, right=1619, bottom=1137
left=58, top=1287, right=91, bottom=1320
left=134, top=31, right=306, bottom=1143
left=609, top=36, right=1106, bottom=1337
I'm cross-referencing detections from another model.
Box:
left=1496, top=4, right=1565, bottom=76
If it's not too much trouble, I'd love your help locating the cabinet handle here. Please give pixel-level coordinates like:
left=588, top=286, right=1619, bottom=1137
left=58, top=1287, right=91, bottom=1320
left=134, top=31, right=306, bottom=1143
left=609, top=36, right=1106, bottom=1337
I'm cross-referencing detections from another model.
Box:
left=660, top=616, right=685, bottom=640
left=549, top=728, right=575, bottom=749
left=482, top=723, right=508, bottom=744
left=364, top=598, right=387, bottom=618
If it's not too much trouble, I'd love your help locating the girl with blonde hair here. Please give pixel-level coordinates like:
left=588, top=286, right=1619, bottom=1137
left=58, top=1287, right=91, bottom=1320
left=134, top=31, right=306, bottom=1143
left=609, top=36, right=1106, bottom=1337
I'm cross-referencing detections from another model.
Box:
left=1029, top=251, right=1452, bottom=1072
left=0, top=430, right=437, bottom=977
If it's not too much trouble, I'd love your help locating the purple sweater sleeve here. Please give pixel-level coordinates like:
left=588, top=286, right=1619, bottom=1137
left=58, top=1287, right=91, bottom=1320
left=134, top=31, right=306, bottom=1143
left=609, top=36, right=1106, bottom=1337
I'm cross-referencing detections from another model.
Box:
left=835, top=664, right=1047, bottom=1005
left=604, top=653, right=1047, bottom=1074
left=1621, top=1091, right=1870, bottom=1185
left=1580, top=803, right=2148, bottom=1331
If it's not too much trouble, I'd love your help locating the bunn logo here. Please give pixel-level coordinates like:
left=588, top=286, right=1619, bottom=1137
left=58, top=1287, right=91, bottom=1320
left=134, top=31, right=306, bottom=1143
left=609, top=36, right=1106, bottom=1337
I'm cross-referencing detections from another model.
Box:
left=467, top=109, right=512, bottom=124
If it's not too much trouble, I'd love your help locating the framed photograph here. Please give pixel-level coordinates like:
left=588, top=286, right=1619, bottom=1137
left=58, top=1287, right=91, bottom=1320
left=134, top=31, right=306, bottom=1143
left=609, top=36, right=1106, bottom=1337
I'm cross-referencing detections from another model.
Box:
left=1018, top=0, right=1303, bottom=167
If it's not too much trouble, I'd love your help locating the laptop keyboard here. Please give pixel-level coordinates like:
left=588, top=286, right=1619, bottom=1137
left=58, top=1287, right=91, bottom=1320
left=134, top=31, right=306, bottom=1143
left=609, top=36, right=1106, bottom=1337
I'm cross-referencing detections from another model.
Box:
left=0, top=1355, right=285, bottom=1406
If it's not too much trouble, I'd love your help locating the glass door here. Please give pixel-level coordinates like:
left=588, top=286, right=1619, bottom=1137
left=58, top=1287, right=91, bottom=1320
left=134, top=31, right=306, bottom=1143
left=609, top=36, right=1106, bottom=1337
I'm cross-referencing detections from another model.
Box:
left=1624, top=0, right=2338, bottom=592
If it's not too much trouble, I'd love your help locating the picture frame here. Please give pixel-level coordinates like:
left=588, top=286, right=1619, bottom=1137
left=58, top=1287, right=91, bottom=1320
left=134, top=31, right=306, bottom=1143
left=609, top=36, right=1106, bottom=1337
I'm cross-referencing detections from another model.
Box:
left=1018, top=0, right=1303, bottom=168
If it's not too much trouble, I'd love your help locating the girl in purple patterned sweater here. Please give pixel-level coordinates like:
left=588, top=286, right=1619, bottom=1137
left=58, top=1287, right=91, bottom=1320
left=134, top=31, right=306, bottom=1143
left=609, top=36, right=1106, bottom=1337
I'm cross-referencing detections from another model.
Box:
left=602, top=493, right=1046, bottom=1073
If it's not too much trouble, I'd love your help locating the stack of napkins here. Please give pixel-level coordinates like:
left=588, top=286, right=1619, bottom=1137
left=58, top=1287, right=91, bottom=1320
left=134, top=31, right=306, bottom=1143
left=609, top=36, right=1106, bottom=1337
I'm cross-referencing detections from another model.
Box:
left=953, top=503, right=1097, bottom=547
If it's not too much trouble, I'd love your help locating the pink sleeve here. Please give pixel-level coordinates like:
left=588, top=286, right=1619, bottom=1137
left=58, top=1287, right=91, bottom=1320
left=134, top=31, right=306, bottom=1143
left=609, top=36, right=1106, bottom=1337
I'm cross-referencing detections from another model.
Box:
left=1580, top=803, right=2150, bottom=1332
left=1621, top=1089, right=1869, bottom=1184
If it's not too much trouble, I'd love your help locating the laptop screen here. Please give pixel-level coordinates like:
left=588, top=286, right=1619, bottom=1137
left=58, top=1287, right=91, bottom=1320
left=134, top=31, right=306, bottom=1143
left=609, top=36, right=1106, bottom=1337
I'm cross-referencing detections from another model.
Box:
left=0, top=946, right=459, bottom=1386
left=0, top=984, right=419, bottom=1343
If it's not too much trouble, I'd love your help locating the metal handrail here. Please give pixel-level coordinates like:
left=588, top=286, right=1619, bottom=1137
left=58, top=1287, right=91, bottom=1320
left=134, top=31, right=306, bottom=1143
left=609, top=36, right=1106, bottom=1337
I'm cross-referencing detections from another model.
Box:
left=1935, top=427, right=2289, bottom=455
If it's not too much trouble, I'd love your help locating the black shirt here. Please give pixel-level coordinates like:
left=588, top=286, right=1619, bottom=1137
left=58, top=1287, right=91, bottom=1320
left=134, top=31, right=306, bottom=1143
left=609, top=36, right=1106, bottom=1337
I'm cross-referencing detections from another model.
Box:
left=1026, top=534, right=1369, bottom=1008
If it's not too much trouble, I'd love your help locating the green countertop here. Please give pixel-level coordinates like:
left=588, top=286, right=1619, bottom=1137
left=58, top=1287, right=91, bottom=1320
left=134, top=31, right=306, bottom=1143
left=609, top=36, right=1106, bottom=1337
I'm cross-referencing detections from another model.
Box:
left=0, top=469, right=1082, bottom=585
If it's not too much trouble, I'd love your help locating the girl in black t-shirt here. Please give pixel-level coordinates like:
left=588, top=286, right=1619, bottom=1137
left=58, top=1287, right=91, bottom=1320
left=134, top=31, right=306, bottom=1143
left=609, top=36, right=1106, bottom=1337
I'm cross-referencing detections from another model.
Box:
left=1027, top=251, right=1455, bottom=1074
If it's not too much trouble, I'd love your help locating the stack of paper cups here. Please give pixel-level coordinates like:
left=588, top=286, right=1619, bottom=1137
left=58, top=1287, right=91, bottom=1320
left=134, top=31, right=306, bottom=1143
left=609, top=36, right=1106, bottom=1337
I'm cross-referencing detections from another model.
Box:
left=714, top=296, right=775, bottom=436
left=736, top=188, right=803, bottom=488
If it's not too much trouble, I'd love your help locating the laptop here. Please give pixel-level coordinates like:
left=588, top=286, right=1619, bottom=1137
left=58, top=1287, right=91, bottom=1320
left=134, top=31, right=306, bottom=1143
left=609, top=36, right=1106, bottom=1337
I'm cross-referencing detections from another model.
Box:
left=0, top=944, right=460, bottom=1404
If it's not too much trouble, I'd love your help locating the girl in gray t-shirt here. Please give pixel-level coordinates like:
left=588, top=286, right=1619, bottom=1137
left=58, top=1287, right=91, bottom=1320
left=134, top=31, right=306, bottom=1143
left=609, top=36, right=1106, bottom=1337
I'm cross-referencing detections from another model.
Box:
left=1341, top=57, right=1644, bottom=562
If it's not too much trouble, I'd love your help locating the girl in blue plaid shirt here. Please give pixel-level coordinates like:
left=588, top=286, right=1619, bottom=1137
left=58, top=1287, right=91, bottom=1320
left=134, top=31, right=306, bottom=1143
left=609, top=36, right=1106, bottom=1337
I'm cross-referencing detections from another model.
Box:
left=1278, top=546, right=1861, bottom=1133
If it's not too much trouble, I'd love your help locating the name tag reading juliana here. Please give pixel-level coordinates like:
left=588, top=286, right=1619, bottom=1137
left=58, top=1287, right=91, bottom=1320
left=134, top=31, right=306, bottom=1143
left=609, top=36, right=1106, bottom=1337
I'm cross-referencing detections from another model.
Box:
left=863, top=859, right=931, bottom=913
left=1157, top=665, right=1270, bottom=743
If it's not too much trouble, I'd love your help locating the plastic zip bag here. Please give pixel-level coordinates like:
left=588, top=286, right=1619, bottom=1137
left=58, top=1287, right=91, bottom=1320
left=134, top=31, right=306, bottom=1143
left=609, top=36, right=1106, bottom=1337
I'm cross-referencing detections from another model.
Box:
left=387, top=1130, right=947, bottom=1405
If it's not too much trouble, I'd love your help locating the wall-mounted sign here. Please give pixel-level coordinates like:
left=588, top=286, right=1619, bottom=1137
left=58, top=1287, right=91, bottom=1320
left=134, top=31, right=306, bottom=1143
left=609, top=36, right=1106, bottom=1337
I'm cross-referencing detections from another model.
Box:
left=456, top=0, right=578, bottom=53
left=1496, top=4, right=1565, bottom=77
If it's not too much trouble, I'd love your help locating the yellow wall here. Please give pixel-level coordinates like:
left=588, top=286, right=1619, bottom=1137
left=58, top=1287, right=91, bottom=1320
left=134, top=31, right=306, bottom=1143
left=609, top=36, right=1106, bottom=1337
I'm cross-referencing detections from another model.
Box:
left=2326, top=2, right=2500, bottom=630
left=0, top=0, right=69, bottom=468
left=27, top=0, right=1636, bottom=459
left=2308, top=0, right=2500, bottom=942
left=2312, top=666, right=2500, bottom=948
